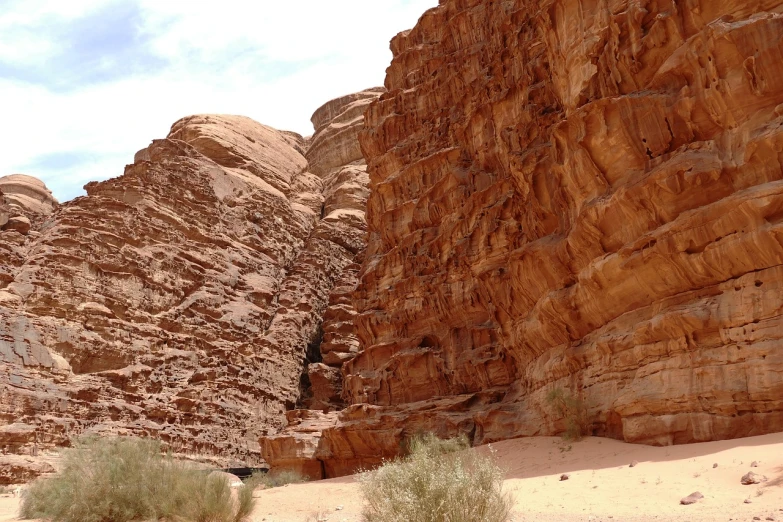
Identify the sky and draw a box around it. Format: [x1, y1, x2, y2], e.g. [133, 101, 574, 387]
[0, 0, 438, 202]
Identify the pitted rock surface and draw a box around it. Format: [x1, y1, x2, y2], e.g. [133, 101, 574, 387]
[5, 0, 783, 485]
[261, 0, 783, 478]
[0, 175, 58, 218]
[0, 103, 381, 483]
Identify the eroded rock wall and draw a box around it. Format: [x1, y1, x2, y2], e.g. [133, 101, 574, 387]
[358, 0, 783, 444]
[263, 0, 783, 477]
[258, 90, 384, 478]
[0, 108, 380, 483]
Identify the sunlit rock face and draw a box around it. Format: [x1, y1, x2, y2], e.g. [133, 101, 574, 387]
[0, 100, 383, 484]
[0, 175, 58, 218]
[261, 0, 783, 478]
[257, 90, 385, 477]
[355, 0, 783, 444]
[5, 0, 783, 485]
[0, 174, 57, 311]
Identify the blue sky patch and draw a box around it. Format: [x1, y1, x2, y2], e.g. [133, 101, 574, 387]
[1, 1, 168, 92]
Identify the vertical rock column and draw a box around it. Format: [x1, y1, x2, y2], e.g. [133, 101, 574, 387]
[262, 88, 385, 412]
[0, 175, 58, 289]
[258, 88, 384, 477]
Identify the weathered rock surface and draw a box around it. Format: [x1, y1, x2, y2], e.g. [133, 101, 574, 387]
[6, 0, 783, 486]
[263, 0, 783, 477]
[3, 216, 30, 235]
[0, 175, 56, 308]
[292, 89, 384, 413]
[0, 175, 58, 218]
[0, 455, 55, 485]
[0, 97, 380, 483]
[258, 90, 384, 473]
[741, 471, 768, 485]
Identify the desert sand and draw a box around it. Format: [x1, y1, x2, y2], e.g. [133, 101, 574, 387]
[1, 434, 780, 522]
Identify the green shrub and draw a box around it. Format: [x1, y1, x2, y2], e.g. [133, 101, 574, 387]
[401, 431, 470, 457]
[245, 469, 306, 490]
[358, 433, 511, 522]
[546, 387, 591, 441]
[19, 436, 254, 522]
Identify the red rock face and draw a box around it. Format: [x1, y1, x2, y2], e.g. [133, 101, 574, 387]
[0, 95, 382, 483]
[357, 0, 783, 443]
[0, 175, 57, 308]
[5, 0, 783, 484]
[257, 90, 385, 478]
[263, 0, 783, 477]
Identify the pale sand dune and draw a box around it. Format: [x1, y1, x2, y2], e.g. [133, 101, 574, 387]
[2, 434, 781, 522]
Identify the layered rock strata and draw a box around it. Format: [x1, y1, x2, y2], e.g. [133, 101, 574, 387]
[258, 90, 385, 478]
[0, 175, 58, 304]
[262, 0, 783, 477]
[0, 175, 58, 219]
[0, 93, 380, 483]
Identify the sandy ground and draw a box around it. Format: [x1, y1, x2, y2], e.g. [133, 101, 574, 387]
[1, 433, 781, 522]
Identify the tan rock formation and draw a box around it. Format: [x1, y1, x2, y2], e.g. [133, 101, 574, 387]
[259, 90, 384, 472]
[0, 174, 58, 218]
[0, 102, 380, 483]
[0, 175, 55, 312]
[6, 0, 783, 485]
[291, 89, 384, 412]
[262, 0, 783, 477]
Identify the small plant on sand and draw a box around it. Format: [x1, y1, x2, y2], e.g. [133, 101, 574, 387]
[305, 510, 329, 522]
[358, 433, 511, 522]
[545, 387, 591, 441]
[20, 436, 254, 522]
[245, 469, 307, 489]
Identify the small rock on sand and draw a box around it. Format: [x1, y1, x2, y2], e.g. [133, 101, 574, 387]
[751, 461, 759, 467]
[713, 463, 718, 468]
[741, 472, 768, 485]
[560, 474, 570, 481]
[630, 460, 639, 468]
[680, 492, 704, 505]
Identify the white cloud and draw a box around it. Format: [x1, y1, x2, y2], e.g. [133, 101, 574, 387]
[0, 0, 438, 201]
[0, 0, 112, 63]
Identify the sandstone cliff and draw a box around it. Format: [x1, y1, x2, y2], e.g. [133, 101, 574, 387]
[5, 0, 783, 486]
[261, 0, 783, 477]
[0, 91, 382, 483]
[259, 89, 385, 478]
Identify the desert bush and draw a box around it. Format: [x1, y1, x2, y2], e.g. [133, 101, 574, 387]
[19, 436, 254, 522]
[245, 469, 306, 489]
[546, 387, 591, 441]
[359, 433, 511, 522]
[401, 431, 470, 457]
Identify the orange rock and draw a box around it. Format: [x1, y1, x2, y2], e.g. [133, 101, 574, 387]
[265, 0, 783, 477]
[5, 0, 783, 485]
[0, 174, 58, 217]
[0, 95, 384, 482]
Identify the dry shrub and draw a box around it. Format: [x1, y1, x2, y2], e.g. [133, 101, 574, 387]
[546, 387, 591, 441]
[359, 433, 511, 522]
[20, 437, 254, 522]
[245, 469, 306, 490]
